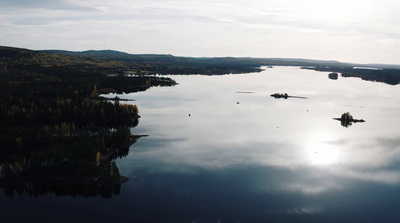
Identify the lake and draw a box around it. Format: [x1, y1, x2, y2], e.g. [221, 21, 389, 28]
[2, 66, 400, 222]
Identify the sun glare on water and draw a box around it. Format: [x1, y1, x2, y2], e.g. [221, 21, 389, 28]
[307, 134, 340, 166]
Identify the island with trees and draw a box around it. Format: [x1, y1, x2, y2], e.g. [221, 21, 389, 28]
[334, 112, 365, 128]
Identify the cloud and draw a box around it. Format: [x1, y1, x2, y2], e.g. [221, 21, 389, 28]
[0, 0, 95, 11]
[1, 0, 400, 63]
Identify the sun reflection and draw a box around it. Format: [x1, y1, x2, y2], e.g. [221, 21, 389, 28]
[307, 135, 340, 165]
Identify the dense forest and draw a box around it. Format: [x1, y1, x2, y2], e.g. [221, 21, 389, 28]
[0, 46, 176, 198]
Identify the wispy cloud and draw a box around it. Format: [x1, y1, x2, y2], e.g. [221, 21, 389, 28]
[0, 0, 96, 10]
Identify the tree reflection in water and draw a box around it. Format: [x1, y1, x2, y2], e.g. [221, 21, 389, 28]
[0, 108, 143, 199]
[0, 125, 142, 198]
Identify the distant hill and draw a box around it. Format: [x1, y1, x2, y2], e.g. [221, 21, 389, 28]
[2, 45, 400, 75]
[40, 48, 354, 68]
[43, 49, 131, 57]
[39, 48, 400, 69]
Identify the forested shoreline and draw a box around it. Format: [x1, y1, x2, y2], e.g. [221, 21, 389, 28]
[301, 66, 400, 85]
[0, 46, 176, 198]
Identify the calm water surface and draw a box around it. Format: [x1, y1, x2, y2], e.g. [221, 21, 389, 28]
[2, 66, 400, 222]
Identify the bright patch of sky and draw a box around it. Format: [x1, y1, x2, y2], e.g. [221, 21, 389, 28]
[1, 0, 400, 64]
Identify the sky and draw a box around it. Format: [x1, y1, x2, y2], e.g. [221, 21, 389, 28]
[1, 0, 400, 64]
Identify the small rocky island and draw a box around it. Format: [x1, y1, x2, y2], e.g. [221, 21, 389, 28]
[270, 93, 308, 99]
